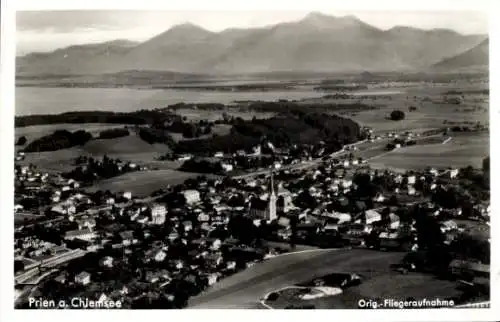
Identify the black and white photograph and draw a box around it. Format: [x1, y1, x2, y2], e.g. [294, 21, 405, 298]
[1, 0, 497, 320]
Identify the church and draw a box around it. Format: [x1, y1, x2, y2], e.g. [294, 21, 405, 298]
[248, 169, 293, 222]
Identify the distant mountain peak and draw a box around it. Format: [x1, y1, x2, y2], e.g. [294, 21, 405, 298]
[302, 12, 359, 23]
[168, 22, 211, 33]
[303, 11, 333, 20]
[388, 25, 421, 32]
[300, 12, 376, 31]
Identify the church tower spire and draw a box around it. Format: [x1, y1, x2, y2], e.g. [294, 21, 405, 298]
[268, 167, 277, 221]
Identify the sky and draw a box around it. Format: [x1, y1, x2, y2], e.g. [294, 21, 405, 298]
[16, 10, 489, 55]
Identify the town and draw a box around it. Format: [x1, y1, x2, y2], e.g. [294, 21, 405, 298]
[14, 124, 490, 309]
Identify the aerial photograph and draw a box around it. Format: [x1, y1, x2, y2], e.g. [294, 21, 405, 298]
[13, 9, 490, 310]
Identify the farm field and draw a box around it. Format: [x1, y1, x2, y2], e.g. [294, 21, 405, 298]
[85, 169, 202, 197]
[370, 133, 488, 171]
[312, 84, 489, 134]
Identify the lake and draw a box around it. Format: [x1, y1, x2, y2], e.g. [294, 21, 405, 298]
[15, 87, 325, 116]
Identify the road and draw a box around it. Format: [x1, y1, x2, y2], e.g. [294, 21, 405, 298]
[188, 248, 405, 309]
[232, 140, 370, 180]
[232, 132, 444, 180]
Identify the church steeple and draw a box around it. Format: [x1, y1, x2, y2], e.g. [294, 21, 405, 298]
[270, 167, 275, 195]
[268, 167, 277, 221]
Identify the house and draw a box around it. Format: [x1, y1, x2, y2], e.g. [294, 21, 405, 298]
[119, 230, 134, 246]
[198, 213, 210, 222]
[341, 180, 353, 189]
[449, 169, 459, 179]
[153, 250, 167, 262]
[76, 218, 96, 231]
[214, 151, 224, 158]
[169, 259, 184, 270]
[136, 215, 149, 224]
[407, 175, 416, 185]
[123, 192, 132, 200]
[64, 228, 97, 242]
[100, 256, 114, 268]
[182, 220, 193, 231]
[167, 230, 179, 241]
[278, 216, 291, 227]
[364, 209, 382, 225]
[226, 261, 237, 270]
[388, 213, 400, 229]
[207, 238, 222, 251]
[221, 163, 233, 172]
[441, 220, 458, 233]
[373, 193, 385, 202]
[151, 204, 167, 225]
[183, 190, 201, 205]
[75, 271, 91, 285]
[408, 186, 416, 196]
[205, 273, 219, 286]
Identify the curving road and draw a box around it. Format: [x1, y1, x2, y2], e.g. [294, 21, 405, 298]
[188, 249, 405, 309]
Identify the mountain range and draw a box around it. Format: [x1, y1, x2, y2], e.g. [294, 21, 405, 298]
[16, 12, 488, 76]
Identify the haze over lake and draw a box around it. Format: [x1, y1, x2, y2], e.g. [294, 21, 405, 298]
[15, 87, 329, 116]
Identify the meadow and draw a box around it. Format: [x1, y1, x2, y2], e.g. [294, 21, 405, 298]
[370, 132, 489, 171]
[16, 133, 175, 172]
[85, 169, 202, 197]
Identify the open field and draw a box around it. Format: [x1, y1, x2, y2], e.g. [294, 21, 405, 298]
[17, 134, 177, 172]
[15, 123, 128, 142]
[189, 249, 464, 309]
[300, 84, 489, 134]
[265, 273, 461, 309]
[85, 169, 201, 196]
[370, 132, 488, 171]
